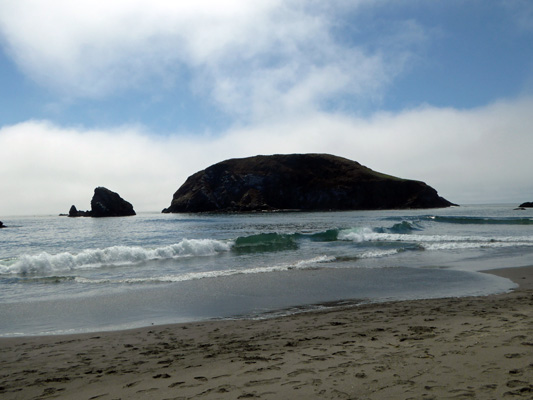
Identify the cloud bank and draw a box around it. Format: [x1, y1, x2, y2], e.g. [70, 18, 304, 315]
[0, 0, 420, 120]
[2, 97, 532, 216]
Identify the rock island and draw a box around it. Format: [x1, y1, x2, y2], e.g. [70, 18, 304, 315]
[162, 154, 455, 213]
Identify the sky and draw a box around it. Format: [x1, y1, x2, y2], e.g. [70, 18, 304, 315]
[1, 0, 533, 216]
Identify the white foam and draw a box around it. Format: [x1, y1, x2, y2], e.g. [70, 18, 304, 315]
[337, 227, 375, 242]
[338, 227, 533, 251]
[358, 249, 400, 259]
[74, 255, 337, 285]
[0, 239, 233, 275]
[422, 241, 533, 251]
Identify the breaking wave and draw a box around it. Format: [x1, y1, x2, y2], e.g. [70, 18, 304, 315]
[0, 239, 232, 276]
[233, 233, 298, 254]
[3, 220, 533, 277]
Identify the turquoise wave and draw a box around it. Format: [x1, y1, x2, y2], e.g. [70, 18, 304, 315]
[232, 233, 299, 254]
[302, 229, 340, 242]
[232, 222, 423, 254]
[233, 229, 346, 254]
[374, 221, 422, 234]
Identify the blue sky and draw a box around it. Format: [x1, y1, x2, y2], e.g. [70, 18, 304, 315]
[1, 0, 533, 215]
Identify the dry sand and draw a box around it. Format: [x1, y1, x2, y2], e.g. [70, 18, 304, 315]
[1, 267, 533, 400]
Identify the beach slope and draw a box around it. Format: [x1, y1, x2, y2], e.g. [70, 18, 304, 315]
[1, 267, 532, 399]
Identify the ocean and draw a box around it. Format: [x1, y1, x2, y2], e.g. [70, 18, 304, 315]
[1, 204, 532, 337]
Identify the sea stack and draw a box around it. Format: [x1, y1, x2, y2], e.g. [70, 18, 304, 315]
[69, 187, 136, 217]
[162, 154, 455, 213]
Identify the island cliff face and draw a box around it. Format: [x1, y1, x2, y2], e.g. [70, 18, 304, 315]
[162, 154, 455, 213]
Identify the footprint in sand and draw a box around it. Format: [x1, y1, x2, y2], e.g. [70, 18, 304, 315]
[287, 368, 315, 377]
[136, 388, 159, 394]
[214, 384, 237, 393]
[504, 385, 533, 397]
[244, 378, 281, 387]
[237, 392, 260, 399]
[42, 388, 65, 396]
[507, 379, 530, 388]
[508, 368, 523, 376]
[329, 370, 346, 377]
[153, 373, 171, 379]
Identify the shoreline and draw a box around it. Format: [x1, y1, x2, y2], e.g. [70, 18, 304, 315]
[1, 266, 532, 399]
[482, 265, 533, 291]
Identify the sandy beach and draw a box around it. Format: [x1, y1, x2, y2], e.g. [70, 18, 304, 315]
[1, 267, 532, 400]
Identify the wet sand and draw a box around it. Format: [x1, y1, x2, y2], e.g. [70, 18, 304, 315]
[1, 266, 532, 399]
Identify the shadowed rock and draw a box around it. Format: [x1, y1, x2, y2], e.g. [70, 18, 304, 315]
[68, 205, 90, 217]
[519, 202, 533, 208]
[68, 187, 135, 217]
[90, 187, 136, 217]
[162, 154, 455, 213]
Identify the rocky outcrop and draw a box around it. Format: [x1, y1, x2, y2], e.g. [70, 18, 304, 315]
[69, 187, 136, 217]
[68, 205, 91, 217]
[162, 154, 456, 213]
[90, 187, 136, 217]
[0, 221, 5, 228]
[519, 202, 533, 208]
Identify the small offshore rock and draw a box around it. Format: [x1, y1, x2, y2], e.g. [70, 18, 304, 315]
[68, 187, 135, 217]
[69, 205, 79, 217]
[67, 204, 91, 217]
[91, 187, 136, 217]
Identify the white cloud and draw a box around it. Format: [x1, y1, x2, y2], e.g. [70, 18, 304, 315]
[0, 0, 420, 119]
[2, 97, 532, 216]
[0, 121, 179, 215]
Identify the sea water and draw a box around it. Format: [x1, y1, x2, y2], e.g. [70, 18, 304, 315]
[1, 204, 532, 336]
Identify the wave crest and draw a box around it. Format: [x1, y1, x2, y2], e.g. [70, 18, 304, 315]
[233, 233, 298, 254]
[0, 239, 232, 276]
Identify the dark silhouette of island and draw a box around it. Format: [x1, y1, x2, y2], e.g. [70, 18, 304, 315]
[0, 221, 5, 228]
[519, 202, 533, 208]
[162, 154, 455, 213]
[69, 187, 136, 217]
